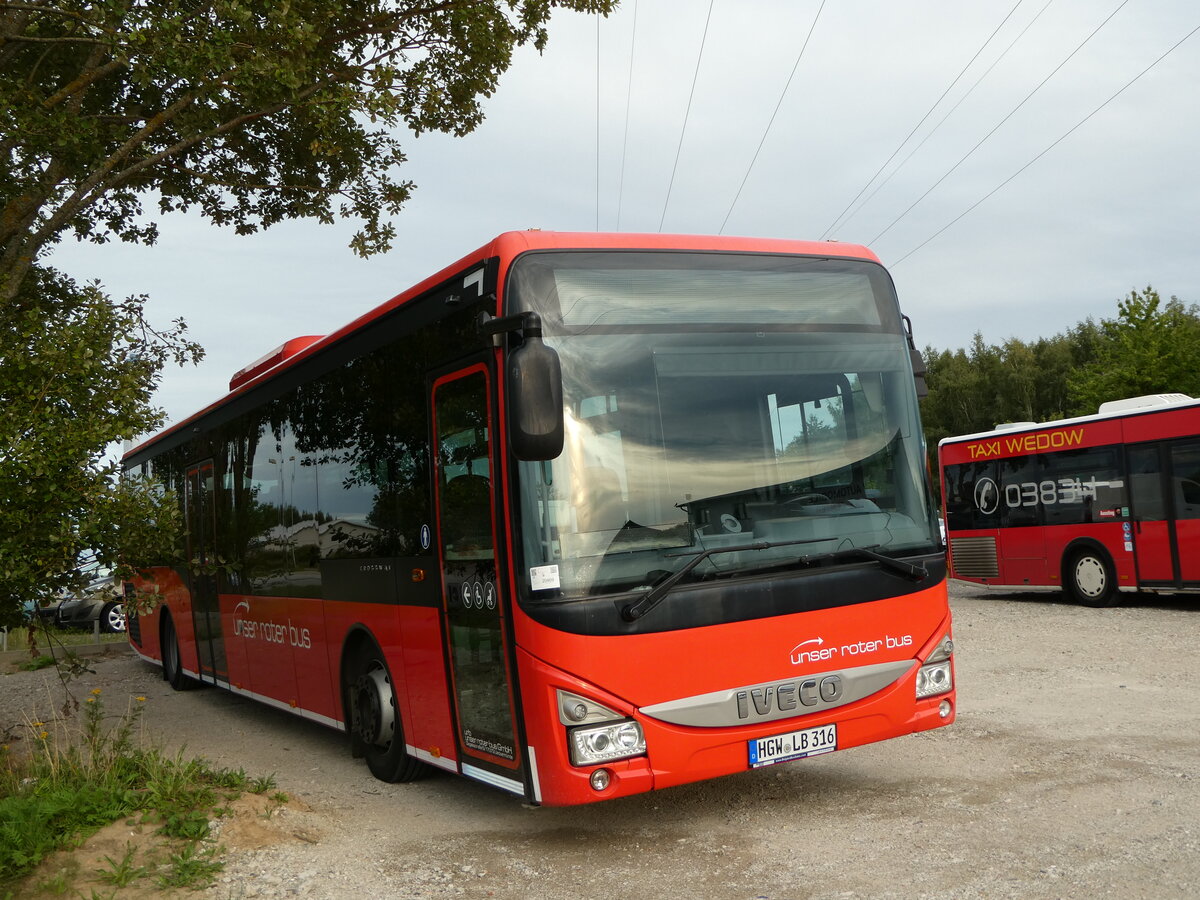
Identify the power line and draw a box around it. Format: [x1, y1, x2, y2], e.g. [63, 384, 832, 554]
[821, 0, 1028, 241]
[870, 0, 1132, 246]
[596, 17, 602, 232]
[831, 0, 1056, 239]
[616, 0, 639, 232]
[892, 21, 1200, 267]
[718, 0, 827, 235]
[659, 0, 716, 233]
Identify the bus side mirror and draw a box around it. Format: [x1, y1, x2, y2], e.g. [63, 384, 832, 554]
[508, 331, 565, 460]
[478, 311, 565, 461]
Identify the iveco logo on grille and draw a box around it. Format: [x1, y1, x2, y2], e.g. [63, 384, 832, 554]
[641, 660, 909, 728]
[735, 674, 844, 720]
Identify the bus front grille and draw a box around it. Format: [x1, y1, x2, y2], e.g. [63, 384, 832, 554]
[949, 536, 999, 578]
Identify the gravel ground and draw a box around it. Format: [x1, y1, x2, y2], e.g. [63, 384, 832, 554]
[4, 583, 1197, 899]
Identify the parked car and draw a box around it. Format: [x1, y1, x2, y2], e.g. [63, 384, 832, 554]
[40, 592, 126, 633]
[36, 565, 126, 633]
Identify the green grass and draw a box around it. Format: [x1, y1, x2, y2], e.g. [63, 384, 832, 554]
[2, 623, 128, 652]
[16, 655, 58, 672]
[0, 692, 277, 894]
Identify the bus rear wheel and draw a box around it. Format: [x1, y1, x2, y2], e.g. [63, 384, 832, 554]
[348, 647, 429, 783]
[161, 612, 193, 691]
[1065, 549, 1119, 608]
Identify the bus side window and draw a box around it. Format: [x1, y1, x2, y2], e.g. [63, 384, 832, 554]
[944, 461, 999, 531]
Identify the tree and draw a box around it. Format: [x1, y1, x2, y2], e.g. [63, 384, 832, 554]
[0, 266, 199, 627]
[0, 1, 614, 622]
[1068, 287, 1200, 414]
[1, 0, 616, 303]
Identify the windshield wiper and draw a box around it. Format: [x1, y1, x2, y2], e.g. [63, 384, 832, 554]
[621, 537, 833, 622]
[620, 541, 929, 622]
[810, 545, 929, 583]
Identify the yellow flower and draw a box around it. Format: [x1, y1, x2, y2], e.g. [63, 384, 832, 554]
[136, 696, 147, 702]
[90, 688, 102, 696]
[39, 731, 48, 740]
[86, 697, 96, 704]
[30, 720, 44, 727]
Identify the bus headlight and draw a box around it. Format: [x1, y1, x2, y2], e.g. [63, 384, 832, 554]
[568, 720, 646, 766]
[915, 660, 953, 698]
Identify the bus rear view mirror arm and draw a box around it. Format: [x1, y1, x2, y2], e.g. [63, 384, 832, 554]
[477, 311, 565, 461]
[902, 315, 928, 399]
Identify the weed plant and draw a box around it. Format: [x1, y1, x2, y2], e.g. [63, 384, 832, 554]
[0, 692, 277, 893]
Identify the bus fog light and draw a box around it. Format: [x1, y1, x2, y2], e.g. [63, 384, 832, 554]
[590, 768, 612, 791]
[916, 660, 953, 698]
[939, 699, 953, 718]
[568, 720, 646, 766]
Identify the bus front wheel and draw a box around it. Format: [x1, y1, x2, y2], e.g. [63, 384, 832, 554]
[1065, 549, 1119, 608]
[347, 647, 429, 783]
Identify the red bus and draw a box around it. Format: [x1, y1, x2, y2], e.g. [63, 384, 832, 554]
[939, 393, 1200, 606]
[124, 231, 954, 806]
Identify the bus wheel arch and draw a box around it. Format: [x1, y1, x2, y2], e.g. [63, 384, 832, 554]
[1062, 542, 1119, 608]
[340, 629, 429, 783]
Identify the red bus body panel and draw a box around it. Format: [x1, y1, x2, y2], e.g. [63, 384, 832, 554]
[513, 586, 953, 805]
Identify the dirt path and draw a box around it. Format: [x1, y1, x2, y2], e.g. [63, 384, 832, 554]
[5, 584, 1197, 898]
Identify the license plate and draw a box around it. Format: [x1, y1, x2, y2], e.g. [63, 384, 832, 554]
[748, 723, 837, 768]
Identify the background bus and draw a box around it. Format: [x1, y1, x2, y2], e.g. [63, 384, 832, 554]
[124, 231, 954, 806]
[939, 393, 1200, 606]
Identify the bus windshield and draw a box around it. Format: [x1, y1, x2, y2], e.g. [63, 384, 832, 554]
[509, 251, 938, 603]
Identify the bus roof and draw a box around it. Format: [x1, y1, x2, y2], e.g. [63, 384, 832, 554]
[124, 231, 880, 463]
[938, 393, 1200, 448]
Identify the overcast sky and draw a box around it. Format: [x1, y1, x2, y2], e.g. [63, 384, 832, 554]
[50, 0, 1200, 431]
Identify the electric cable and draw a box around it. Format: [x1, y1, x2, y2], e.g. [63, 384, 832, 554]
[616, 0, 640, 232]
[718, 0, 827, 235]
[870, 0, 1132, 246]
[832, 0, 1056, 238]
[821, 1, 1027, 241]
[891, 21, 1200, 267]
[596, 15, 601, 232]
[659, 0, 716, 233]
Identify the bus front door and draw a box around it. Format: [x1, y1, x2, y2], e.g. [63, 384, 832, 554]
[1129, 440, 1200, 586]
[184, 461, 227, 683]
[431, 366, 524, 793]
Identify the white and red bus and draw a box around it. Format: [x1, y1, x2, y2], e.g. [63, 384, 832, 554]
[124, 231, 954, 806]
[939, 394, 1200, 606]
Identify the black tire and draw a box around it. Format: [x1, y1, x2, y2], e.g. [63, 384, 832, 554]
[1065, 548, 1119, 608]
[100, 601, 126, 634]
[161, 612, 193, 690]
[347, 646, 429, 783]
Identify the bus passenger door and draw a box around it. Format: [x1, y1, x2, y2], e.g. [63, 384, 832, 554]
[1128, 440, 1200, 586]
[185, 461, 227, 683]
[431, 366, 524, 791]
[1169, 442, 1200, 583]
